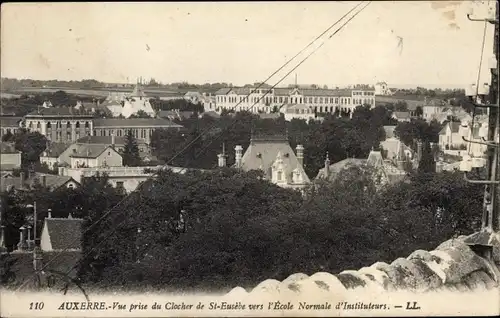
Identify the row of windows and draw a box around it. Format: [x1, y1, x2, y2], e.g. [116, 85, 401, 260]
[217, 95, 357, 105]
[93, 128, 153, 139]
[46, 131, 90, 142]
[27, 121, 91, 129]
[353, 91, 375, 96]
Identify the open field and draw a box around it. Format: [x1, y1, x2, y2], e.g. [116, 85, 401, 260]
[2, 87, 187, 98]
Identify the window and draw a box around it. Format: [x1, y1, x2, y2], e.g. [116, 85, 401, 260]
[76, 122, 80, 128]
[277, 171, 283, 181]
[116, 181, 124, 189]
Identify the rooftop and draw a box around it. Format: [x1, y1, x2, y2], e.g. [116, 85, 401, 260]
[42, 142, 71, 158]
[0, 116, 22, 127]
[93, 118, 183, 128]
[69, 144, 116, 159]
[43, 217, 85, 251]
[25, 107, 94, 118]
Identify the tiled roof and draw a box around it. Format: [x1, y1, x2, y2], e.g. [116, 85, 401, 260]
[29, 173, 79, 190]
[393, 111, 411, 119]
[76, 135, 128, 145]
[439, 122, 461, 135]
[69, 144, 114, 159]
[226, 233, 500, 298]
[93, 118, 183, 128]
[0, 116, 22, 127]
[43, 217, 85, 251]
[383, 126, 397, 139]
[26, 107, 94, 117]
[42, 142, 71, 158]
[316, 158, 366, 180]
[239, 137, 310, 183]
[0, 142, 18, 154]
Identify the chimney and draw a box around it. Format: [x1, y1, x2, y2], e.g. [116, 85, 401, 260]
[218, 144, 227, 167]
[324, 152, 331, 178]
[17, 226, 28, 251]
[20, 171, 25, 188]
[41, 175, 47, 188]
[235, 145, 243, 168]
[47, 209, 52, 219]
[111, 135, 116, 149]
[296, 144, 304, 166]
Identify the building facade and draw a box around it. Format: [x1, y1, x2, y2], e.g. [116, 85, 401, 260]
[68, 144, 123, 168]
[24, 108, 94, 143]
[0, 116, 23, 138]
[228, 134, 310, 191]
[214, 87, 376, 115]
[92, 118, 183, 144]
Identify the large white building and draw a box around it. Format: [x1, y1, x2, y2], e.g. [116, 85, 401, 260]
[99, 82, 156, 118]
[214, 86, 376, 116]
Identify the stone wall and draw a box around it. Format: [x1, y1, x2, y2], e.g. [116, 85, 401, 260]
[226, 233, 500, 298]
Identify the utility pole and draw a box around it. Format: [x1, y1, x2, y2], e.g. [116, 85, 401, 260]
[463, 1, 500, 264]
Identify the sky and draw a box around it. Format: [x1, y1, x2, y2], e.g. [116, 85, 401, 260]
[0, 1, 496, 88]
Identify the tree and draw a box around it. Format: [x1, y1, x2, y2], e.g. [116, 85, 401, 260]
[12, 129, 48, 170]
[418, 141, 436, 174]
[122, 130, 141, 166]
[1, 131, 14, 142]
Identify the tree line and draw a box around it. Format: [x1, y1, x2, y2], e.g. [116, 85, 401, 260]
[1, 164, 483, 292]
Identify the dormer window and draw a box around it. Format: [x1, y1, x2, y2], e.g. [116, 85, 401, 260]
[256, 153, 262, 158]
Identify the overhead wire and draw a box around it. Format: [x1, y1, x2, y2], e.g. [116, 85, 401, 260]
[15, 1, 370, 291]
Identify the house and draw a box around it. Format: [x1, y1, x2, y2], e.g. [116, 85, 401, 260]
[40, 215, 85, 252]
[75, 135, 151, 160]
[229, 134, 310, 190]
[0, 142, 21, 171]
[438, 121, 469, 152]
[280, 104, 318, 122]
[184, 91, 204, 104]
[69, 144, 123, 168]
[0, 116, 23, 137]
[391, 111, 411, 122]
[374, 82, 392, 96]
[28, 173, 80, 191]
[39, 142, 72, 170]
[315, 149, 409, 187]
[0, 172, 79, 193]
[157, 110, 195, 121]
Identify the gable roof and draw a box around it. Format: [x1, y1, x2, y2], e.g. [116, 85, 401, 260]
[393, 111, 411, 119]
[239, 136, 310, 183]
[0, 116, 22, 128]
[42, 142, 71, 158]
[439, 122, 461, 135]
[76, 135, 127, 145]
[69, 144, 117, 159]
[43, 217, 85, 251]
[316, 158, 366, 180]
[29, 173, 80, 190]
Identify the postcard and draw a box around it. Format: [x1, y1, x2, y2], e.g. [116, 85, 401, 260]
[1, 1, 499, 317]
